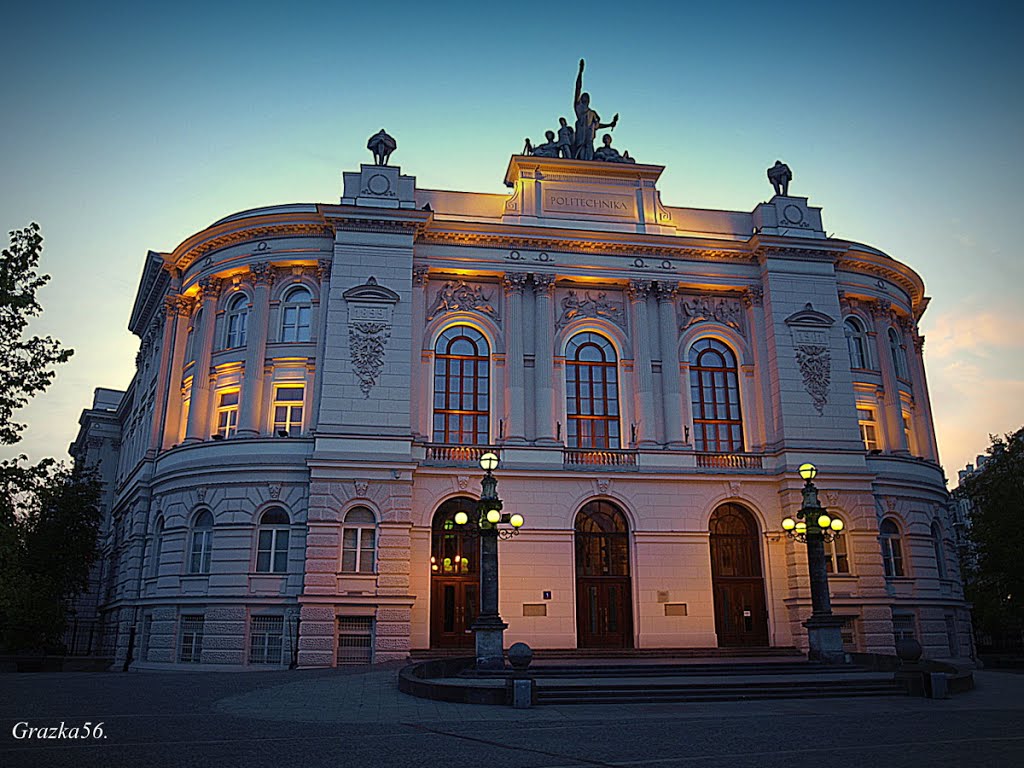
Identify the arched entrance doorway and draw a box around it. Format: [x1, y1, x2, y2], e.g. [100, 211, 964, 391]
[709, 503, 769, 647]
[430, 498, 480, 648]
[575, 500, 633, 648]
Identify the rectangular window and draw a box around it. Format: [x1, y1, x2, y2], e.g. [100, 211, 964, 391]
[337, 616, 374, 665]
[272, 386, 305, 436]
[216, 390, 239, 438]
[903, 412, 915, 454]
[256, 529, 290, 573]
[179, 615, 204, 663]
[824, 534, 850, 574]
[282, 305, 312, 343]
[857, 408, 879, 451]
[342, 528, 376, 573]
[249, 616, 285, 664]
[190, 530, 212, 573]
[892, 612, 916, 643]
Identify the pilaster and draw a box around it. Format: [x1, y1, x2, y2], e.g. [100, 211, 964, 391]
[183, 278, 221, 443]
[627, 279, 656, 447]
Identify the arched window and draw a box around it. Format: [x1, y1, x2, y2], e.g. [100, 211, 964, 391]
[342, 507, 376, 574]
[844, 317, 869, 369]
[565, 332, 620, 449]
[931, 520, 947, 579]
[689, 338, 744, 453]
[189, 510, 214, 574]
[431, 498, 479, 575]
[575, 501, 630, 577]
[152, 517, 165, 577]
[880, 518, 904, 577]
[281, 286, 313, 342]
[225, 293, 249, 349]
[888, 327, 908, 379]
[824, 518, 850, 574]
[255, 507, 290, 573]
[432, 326, 490, 445]
[185, 308, 202, 365]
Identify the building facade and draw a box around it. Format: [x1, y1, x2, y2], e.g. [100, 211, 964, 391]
[71, 145, 970, 669]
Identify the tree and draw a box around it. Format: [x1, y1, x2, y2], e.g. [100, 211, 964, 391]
[0, 223, 100, 653]
[959, 427, 1024, 649]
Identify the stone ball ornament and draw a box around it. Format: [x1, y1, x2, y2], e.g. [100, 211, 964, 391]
[508, 642, 534, 670]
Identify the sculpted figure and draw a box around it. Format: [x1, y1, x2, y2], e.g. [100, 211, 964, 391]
[367, 129, 397, 166]
[593, 133, 635, 163]
[573, 59, 618, 160]
[767, 160, 793, 196]
[530, 130, 561, 158]
[556, 117, 575, 159]
[523, 137, 534, 155]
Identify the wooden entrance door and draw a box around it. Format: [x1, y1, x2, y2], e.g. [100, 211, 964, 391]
[430, 578, 478, 648]
[575, 500, 633, 649]
[577, 578, 632, 648]
[710, 503, 769, 647]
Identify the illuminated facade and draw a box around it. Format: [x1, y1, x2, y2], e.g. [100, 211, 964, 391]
[71, 151, 971, 669]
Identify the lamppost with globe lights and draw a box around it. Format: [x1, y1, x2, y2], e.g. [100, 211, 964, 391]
[454, 452, 524, 670]
[781, 463, 848, 664]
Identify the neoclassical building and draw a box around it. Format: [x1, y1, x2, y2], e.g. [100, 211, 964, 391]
[70, 139, 970, 669]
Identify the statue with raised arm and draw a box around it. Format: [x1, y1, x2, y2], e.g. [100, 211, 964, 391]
[572, 59, 618, 161]
[767, 160, 793, 196]
[367, 129, 397, 166]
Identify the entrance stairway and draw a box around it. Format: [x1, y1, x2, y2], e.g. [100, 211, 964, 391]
[408, 646, 804, 661]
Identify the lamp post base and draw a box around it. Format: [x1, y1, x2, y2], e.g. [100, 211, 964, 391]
[804, 614, 847, 664]
[472, 619, 508, 671]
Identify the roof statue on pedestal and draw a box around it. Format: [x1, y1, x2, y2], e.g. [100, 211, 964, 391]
[368, 129, 397, 166]
[767, 160, 792, 196]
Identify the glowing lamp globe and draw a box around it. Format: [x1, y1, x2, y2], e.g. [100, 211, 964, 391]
[817, 514, 832, 529]
[795, 521, 807, 533]
[510, 513, 524, 528]
[830, 518, 845, 532]
[480, 452, 499, 471]
[486, 509, 501, 524]
[454, 511, 469, 526]
[781, 517, 796, 531]
[798, 463, 818, 481]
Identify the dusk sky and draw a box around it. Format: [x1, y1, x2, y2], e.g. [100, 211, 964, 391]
[1, 1, 1021, 485]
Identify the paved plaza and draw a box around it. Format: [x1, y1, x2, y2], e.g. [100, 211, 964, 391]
[2, 665, 1023, 768]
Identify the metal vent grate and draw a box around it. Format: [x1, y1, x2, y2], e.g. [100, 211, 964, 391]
[249, 616, 285, 664]
[337, 616, 374, 665]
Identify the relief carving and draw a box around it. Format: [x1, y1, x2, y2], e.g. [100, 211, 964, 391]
[426, 280, 499, 321]
[679, 295, 745, 336]
[555, 290, 625, 329]
[784, 303, 835, 416]
[349, 321, 391, 397]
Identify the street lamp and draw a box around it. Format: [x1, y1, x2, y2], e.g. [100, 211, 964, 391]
[454, 452, 525, 670]
[780, 463, 847, 664]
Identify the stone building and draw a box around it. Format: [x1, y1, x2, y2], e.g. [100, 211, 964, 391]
[71, 141, 970, 669]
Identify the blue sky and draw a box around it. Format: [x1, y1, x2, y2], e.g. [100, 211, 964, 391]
[1, 1, 1021, 481]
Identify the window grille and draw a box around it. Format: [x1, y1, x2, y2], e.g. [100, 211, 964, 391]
[337, 616, 374, 665]
[892, 612, 916, 643]
[249, 616, 285, 664]
[179, 615, 205, 663]
[839, 616, 858, 651]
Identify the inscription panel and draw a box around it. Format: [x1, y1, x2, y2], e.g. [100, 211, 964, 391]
[543, 191, 637, 219]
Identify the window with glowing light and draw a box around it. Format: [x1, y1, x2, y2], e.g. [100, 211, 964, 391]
[565, 332, 620, 449]
[575, 501, 630, 577]
[341, 507, 376, 574]
[824, 520, 850, 575]
[432, 326, 490, 445]
[215, 390, 239, 438]
[272, 386, 304, 435]
[430, 498, 478, 576]
[255, 507, 290, 573]
[281, 286, 313, 342]
[689, 338, 744, 453]
[903, 411, 915, 454]
[880, 518, 905, 577]
[225, 293, 249, 349]
[857, 407, 879, 451]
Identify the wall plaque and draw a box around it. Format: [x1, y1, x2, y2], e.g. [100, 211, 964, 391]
[543, 191, 636, 219]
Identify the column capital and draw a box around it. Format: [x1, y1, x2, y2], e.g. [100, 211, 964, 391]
[742, 286, 764, 308]
[413, 265, 430, 286]
[316, 258, 332, 282]
[532, 273, 557, 294]
[868, 299, 892, 320]
[249, 261, 276, 287]
[163, 294, 194, 318]
[503, 271, 529, 295]
[913, 334, 925, 352]
[626, 279, 653, 302]
[197, 277, 222, 302]
[654, 281, 678, 302]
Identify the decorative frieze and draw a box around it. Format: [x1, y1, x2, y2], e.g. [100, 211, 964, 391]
[426, 280, 499, 322]
[678, 295, 745, 337]
[555, 289, 625, 329]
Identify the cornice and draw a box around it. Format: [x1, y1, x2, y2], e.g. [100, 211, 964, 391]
[835, 253, 925, 314]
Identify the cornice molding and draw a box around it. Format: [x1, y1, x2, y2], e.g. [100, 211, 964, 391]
[172, 222, 333, 274]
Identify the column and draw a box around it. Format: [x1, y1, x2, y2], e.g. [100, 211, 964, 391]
[627, 280, 656, 447]
[410, 266, 429, 441]
[868, 300, 908, 453]
[655, 281, 684, 448]
[743, 286, 771, 451]
[503, 272, 529, 443]
[532, 274, 557, 444]
[237, 263, 275, 438]
[909, 330, 940, 461]
[309, 258, 332, 431]
[153, 292, 192, 453]
[183, 278, 221, 443]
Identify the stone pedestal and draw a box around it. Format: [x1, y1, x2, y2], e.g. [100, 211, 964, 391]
[472, 618, 508, 671]
[804, 614, 846, 664]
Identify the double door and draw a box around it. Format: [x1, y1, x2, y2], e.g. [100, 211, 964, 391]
[713, 579, 769, 647]
[577, 577, 633, 648]
[430, 578, 478, 648]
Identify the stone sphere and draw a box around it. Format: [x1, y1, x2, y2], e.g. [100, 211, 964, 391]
[508, 642, 533, 670]
[895, 638, 923, 663]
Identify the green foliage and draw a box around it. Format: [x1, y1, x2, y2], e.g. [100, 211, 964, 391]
[960, 427, 1024, 644]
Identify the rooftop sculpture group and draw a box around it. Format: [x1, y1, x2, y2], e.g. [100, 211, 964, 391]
[523, 59, 636, 164]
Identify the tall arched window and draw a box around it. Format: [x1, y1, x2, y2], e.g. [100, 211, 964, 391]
[565, 332, 620, 449]
[255, 507, 290, 573]
[880, 518, 905, 577]
[431, 498, 479, 576]
[225, 293, 249, 349]
[888, 327, 908, 379]
[342, 507, 377, 574]
[824, 517, 850, 574]
[844, 317, 869, 369]
[931, 520, 947, 579]
[189, 510, 214, 574]
[575, 501, 630, 577]
[151, 517, 165, 577]
[281, 286, 313, 342]
[432, 326, 490, 445]
[689, 338, 744, 452]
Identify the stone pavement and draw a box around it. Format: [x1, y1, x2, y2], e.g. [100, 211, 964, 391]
[2, 664, 1024, 767]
